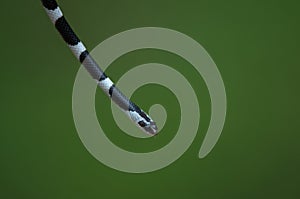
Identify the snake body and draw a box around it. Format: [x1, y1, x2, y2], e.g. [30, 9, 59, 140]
[41, 0, 158, 135]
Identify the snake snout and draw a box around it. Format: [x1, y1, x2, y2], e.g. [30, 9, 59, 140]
[145, 121, 158, 136]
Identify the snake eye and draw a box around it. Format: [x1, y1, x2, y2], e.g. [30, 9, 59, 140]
[138, 121, 147, 127]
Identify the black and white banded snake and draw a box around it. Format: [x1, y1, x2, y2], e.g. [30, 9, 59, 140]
[41, 0, 158, 135]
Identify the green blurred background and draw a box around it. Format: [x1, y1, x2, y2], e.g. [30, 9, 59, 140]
[1, 0, 299, 198]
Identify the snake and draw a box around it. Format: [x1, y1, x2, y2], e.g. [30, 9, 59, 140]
[41, 0, 158, 135]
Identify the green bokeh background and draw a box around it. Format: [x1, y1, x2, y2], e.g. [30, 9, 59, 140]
[1, 0, 299, 198]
